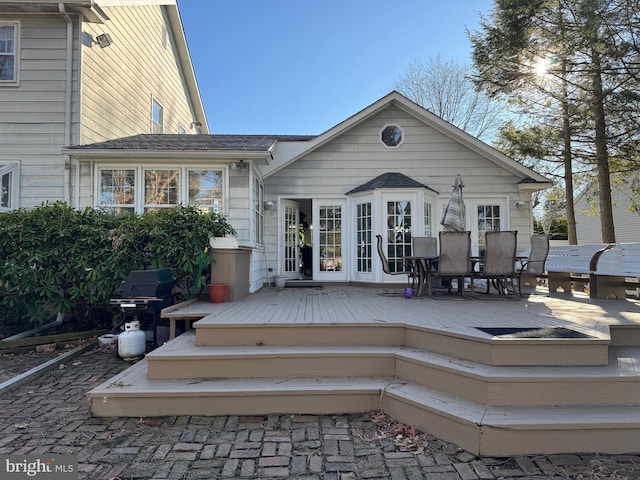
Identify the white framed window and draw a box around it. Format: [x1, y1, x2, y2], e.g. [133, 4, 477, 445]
[0, 22, 19, 84]
[151, 96, 163, 133]
[97, 165, 226, 214]
[144, 168, 179, 210]
[423, 202, 432, 236]
[0, 162, 19, 210]
[252, 176, 264, 245]
[380, 124, 404, 148]
[188, 168, 223, 213]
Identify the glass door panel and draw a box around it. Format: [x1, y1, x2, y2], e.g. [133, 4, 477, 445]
[283, 200, 300, 279]
[313, 200, 346, 281]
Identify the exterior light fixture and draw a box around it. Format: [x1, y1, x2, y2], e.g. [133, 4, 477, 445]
[95, 33, 113, 48]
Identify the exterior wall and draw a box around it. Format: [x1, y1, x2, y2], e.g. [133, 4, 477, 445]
[575, 182, 640, 244]
[0, 13, 78, 208]
[1, 5, 202, 210]
[262, 105, 533, 282]
[80, 5, 197, 143]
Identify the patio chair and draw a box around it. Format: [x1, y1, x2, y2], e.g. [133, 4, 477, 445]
[426, 231, 472, 296]
[471, 230, 518, 296]
[516, 233, 550, 296]
[411, 236, 438, 295]
[376, 234, 419, 289]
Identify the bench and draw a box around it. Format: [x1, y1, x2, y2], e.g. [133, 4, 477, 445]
[545, 243, 640, 299]
[592, 243, 640, 298]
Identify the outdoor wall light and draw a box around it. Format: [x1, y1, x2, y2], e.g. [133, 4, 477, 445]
[95, 33, 113, 48]
[231, 160, 248, 170]
[264, 201, 275, 210]
[514, 200, 527, 210]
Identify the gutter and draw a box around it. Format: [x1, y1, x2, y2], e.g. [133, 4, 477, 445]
[59, 3, 74, 205]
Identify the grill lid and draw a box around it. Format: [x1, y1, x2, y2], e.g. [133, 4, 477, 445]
[117, 268, 175, 299]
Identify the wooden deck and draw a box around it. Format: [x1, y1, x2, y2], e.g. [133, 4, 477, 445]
[90, 285, 640, 456]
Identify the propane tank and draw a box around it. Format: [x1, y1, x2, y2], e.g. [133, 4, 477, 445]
[118, 320, 146, 361]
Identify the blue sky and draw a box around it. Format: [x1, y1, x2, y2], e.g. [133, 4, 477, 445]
[178, 1, 494, 135]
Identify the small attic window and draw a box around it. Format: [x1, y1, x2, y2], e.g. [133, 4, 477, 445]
[381, 125, 403, 148]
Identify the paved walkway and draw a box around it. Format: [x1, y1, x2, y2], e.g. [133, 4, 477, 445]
[1, 346, 639, 479]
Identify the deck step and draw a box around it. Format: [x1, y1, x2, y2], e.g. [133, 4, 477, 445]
[193, 321, 611, 366]
[145, 332, 640, 407]
[89, 362, 640, 456]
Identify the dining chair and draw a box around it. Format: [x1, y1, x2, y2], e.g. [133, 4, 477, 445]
[516, 233, 550, 296]
[471, 230, 518, 295]
[426, 231, 471, 296]
[375, 234, 419, 289]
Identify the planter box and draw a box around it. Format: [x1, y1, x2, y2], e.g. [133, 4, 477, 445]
[209, 236, 239, 249]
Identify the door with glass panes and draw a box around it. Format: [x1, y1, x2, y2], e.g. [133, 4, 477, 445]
[313, 200, 346, 281]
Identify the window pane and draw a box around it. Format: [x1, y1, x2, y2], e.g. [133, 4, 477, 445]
[0, 25, 16, 81]
[99, 169, 135, 209]
[151, 99, 163, 133]
[188, 169, 223, 212]
[145, 169, 178, 207]
[386, 200, 412, 273]
[1, 171, 10, 207]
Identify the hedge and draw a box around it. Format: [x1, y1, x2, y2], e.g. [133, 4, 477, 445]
[0, 203, 235, 327]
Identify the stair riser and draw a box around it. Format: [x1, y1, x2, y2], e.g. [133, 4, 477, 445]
[196, 324, 609, 366]
[147, 352, 640, 407]
[195, 325, 405, 347]
[406, 327, 609, 366]
[91, 392, 381, 418]
[147, 356, 395, 380]
[397, 357, 640, 407]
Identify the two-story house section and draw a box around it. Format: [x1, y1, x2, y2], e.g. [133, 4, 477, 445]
[0, 0, 208, 211]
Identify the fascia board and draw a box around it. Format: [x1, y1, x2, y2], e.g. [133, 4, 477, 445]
[65, 149, 270, 161]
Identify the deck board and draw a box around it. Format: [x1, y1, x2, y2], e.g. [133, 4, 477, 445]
[166, 286, 640, 341]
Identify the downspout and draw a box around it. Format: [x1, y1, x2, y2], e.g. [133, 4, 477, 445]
[59, 3, 73, 205]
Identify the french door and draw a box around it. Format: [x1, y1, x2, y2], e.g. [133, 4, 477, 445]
[313, 199, 347, 281]
[282, 200, 300, 280]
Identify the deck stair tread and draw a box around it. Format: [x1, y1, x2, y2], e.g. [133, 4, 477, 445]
[148, 331, 640, 380]
[90, 360, 640, 426]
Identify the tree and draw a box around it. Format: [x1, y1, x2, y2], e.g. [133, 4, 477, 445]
[470, 0, 640, 244]
[393, 55, 504, 142]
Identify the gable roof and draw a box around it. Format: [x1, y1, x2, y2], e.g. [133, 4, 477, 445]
[347, 173, 438, 195]
[264, 91, 552, 190]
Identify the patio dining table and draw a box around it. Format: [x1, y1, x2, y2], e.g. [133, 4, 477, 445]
[404, 256, 439, 297]
[404, 254, 528, 297]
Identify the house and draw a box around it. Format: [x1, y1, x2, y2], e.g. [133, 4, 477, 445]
[574, 174, 640, 244]
[66, 92, 552, 292]
[0, 0, 207, 211]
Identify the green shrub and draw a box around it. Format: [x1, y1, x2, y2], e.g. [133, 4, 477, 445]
[0, 203, 235, 328]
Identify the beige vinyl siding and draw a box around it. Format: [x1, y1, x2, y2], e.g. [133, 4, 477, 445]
[80, 5, 195, 143]
[266, 106, 526, 203]
[575, 182, 640, 244]
[263, 105, 534, 279]
[0, 14, 75, 207]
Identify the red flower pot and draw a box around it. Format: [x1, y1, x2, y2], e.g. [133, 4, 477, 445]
[208, 283, 228, 303]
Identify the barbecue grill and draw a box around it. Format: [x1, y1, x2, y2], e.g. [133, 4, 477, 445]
[110, 268, 175, 347]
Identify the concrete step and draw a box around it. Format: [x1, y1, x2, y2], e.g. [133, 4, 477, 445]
[89, 361, 640, 456]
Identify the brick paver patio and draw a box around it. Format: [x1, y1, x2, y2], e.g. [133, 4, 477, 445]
[1, 346, 639, 479]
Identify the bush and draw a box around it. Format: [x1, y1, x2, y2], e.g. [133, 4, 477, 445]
[0, 203, 235, 328]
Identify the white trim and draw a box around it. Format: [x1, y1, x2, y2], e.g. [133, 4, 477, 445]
[94, 163, 229, 214]
[0, 21, 20, 85]
[151, 95, 164, 134]
[0, 161, 19, 211]
[380, 124, 405, 148]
